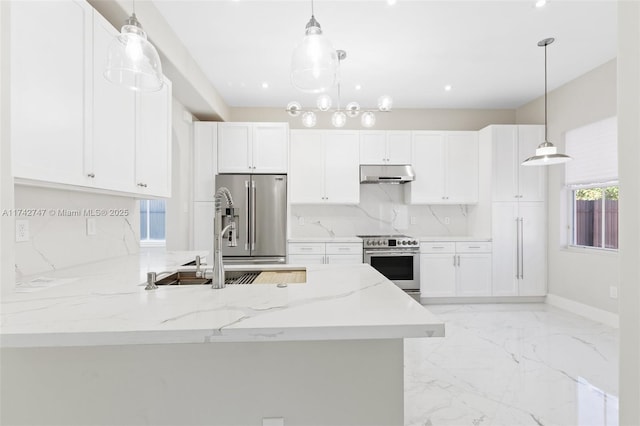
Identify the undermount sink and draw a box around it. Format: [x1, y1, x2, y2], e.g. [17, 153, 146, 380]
[152, 267, 307, 286]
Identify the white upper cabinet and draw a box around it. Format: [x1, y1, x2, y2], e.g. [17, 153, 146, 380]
[217, 122, 288, 173]
[290, 130, 360, 205]
[89, 11, 136, 193]
[193, 122, 218, 202]
[360, 131, 412, 165]
[10, 0, 92, 185]
[488, 125, 546, 202]
[406, 131, 479, 204]
[10, 1, 172, 198]
[134, 77, 172, 198]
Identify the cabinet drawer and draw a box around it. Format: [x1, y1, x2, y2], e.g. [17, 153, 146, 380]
[325, 243, 362, 255]
[455, 242, 492, 253]
[288, 243, 325, 255]
[420, 242, 456, 253]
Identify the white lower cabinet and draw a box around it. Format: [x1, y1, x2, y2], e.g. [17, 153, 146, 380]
[420, 241, 492, 298]
[288, 242, 362, 265]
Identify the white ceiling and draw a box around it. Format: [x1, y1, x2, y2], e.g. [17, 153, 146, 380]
[153, 0, 617, 111]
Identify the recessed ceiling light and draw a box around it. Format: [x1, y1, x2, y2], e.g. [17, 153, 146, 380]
[261, 82, 269, 89]
[535, 0, 547, 8]
[387, 0, 397, 5]
[444, 85, 452, 91]
[355, 84, 362, 90]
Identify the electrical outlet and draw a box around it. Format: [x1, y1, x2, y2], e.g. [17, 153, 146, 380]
[444, 217, 451, 225]
[609, 286, 618, 299]
[86, 218, 97, 236]
[410, 216, 417, 225]
[15, 220, 29, 242]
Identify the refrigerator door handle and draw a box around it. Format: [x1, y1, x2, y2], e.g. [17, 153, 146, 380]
[244, 180, 250, 251]
[251, 180, 257, 251]
[519, 217, 524, 279]
[515, 217, 520, 279]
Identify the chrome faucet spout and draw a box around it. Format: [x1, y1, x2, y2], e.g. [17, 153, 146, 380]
[212, 187, 236, 289]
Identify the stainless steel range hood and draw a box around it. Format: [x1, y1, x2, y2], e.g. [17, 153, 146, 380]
[360, 164, 415, 184]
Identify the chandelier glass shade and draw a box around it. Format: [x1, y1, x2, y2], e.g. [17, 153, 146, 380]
[104, 12, 163, 92]
[290, 4, 339, 93]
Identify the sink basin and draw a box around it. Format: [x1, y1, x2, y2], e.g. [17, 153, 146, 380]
[152, 267, 307, 286]
[155, 271, 210, 286]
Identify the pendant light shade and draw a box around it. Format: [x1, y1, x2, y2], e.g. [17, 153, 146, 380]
[104, 13, 163, 92]
[522, 38, 571, 166]
[290, 3, 338, 93]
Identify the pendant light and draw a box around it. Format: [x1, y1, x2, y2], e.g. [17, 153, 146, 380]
[290, 0, 339, 93]
[522, 38, 572, 166]
[104, 2, 163, 92]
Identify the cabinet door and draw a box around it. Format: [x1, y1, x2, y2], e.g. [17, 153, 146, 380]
[324, 131, 360, 204]
[290, 131, 325, 203]
[359, 131, 387, 163]
[386, 131, 412, 164]
[90, 11, 135, 193]
[446, 131, 478, 203]
[193, 202, 214, 255]
[193, 123, 217, 201]
[11, 0, 92, 185]
[491, 202, 519, 296]
[420, 254, 456, 297]
[252, 123, 288, 173]
[288, 254, 326, 265]
[407, 132, 445, 203]
[491, 126, 519, 202]
[518, 202, 547, 296]
[517, 126, 546, 202]
[218, 123, 252, 173]
[326, 255, 362, 264]
[456, 253, 492, 296]
[135, 78, 172, 197]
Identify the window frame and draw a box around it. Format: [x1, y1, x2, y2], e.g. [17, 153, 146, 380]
[567, 182, 619, 252]
[139, 199, 166, 248]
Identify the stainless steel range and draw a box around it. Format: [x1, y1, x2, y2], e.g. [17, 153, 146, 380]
[359, 235, 420, 300]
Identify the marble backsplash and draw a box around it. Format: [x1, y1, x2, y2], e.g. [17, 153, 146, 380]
[13, 186, 139, 280]
[290, 184, 474, 238]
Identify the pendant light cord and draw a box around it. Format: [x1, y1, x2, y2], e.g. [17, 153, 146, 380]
[544, 42, 548, 143]
[311, 0, 315, 17]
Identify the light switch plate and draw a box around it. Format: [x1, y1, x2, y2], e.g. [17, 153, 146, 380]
[609, 286, 618, 299]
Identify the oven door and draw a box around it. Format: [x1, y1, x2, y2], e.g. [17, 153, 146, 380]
[363, 250, 420, 291]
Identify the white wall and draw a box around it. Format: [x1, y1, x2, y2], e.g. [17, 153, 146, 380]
[0, 1, 15, 297]
[516, 60, 619, 315]
[231, 107, 515, 130]
[165, 98, 193, 251]
[617, 2, 640, 423]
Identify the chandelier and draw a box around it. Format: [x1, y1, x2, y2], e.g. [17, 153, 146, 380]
[286, 50, 392, 128]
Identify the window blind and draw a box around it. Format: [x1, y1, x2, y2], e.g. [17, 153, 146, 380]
[565, 116, 618, 186]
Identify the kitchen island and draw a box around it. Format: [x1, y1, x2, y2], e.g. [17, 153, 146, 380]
[1, 250, 444, 426]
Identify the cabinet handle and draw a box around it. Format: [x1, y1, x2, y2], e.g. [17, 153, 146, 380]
[432, 246, 445, 249]
[87, 173, 95, 178]
[453, 255, 456, 267]
[468, 246, 481, 249]
[137, 183, 148, 188]
[300, 247, 313, 251]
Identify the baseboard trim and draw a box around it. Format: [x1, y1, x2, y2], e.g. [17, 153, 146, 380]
[545, 293, 619, 328]
[421, 296, 546, 305]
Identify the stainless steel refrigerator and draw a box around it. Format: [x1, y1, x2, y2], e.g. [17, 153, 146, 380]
[215, 174, 287, 264]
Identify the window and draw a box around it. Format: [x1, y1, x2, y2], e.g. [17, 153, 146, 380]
[140, 200, 166, 246]
[565, 117, 618, 250]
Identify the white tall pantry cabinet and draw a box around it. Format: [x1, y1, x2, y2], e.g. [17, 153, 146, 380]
[481, 125, 547, 297]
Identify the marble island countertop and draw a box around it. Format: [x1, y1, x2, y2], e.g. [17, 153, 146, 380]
[1, 250, 444, 348]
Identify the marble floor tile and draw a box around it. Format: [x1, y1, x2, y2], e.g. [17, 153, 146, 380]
[405, 303, 618, 426]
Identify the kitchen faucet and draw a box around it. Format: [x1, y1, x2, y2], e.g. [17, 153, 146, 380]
[210, 187, 237, 289]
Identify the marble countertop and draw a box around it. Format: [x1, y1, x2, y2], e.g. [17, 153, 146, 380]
[1, 250, 444, 348]
[418, 236, 492, 242]
[288, 237, 363, 243]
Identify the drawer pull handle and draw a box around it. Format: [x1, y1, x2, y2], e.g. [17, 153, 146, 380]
[468, 246, 481, 249]
[432, 246, 445, 249]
